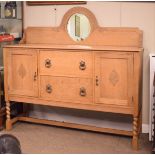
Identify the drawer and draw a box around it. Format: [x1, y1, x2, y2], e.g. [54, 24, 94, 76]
[40, 76, 93, 104]
[39, 51, 92, 77]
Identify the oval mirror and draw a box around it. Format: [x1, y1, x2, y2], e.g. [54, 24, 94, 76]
[67, 13, 91, 41]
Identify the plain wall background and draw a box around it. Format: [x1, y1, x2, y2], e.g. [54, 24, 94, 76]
[23, 1, 155, 126]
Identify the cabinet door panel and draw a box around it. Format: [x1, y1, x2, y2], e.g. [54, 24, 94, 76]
[8, 49, 38, 97]
[40, 76, 93, 104]
[95, 52, 133, 107]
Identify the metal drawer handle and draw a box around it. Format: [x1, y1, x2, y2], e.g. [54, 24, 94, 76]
[80, 87, 86, 97]
[45, 59, 52, 68]
[79, 60, 86, 70]
[34, 72, 37, 81]
[46, 84, 52, 93]
[96, 76, 99, 86]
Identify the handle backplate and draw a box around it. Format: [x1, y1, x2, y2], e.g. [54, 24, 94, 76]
[45, 59, 52, 68]
[46, 84, 52, 93]
[34, 72, 37, 81]
[79, 60, 86, 70]
[96, 76, 99, 86]
[80, 87, 86, 97]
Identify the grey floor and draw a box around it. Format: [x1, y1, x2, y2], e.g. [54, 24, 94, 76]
[0, 122, 152, 154]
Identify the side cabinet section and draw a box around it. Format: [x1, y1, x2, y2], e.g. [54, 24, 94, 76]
[7, 48, 38, 97]
[95, 52, 134, 109]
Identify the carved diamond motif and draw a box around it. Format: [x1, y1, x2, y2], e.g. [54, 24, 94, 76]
[109, 70, 119, 86]
[18, 64, 26, 78]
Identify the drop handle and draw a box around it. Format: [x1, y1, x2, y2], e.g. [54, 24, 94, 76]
[46, 84, 52, 93]
[45, 59, 52, 68]
[34, 72, 37, 81]
[79, 60, 86, 70]
[80, 87, 86, 97]
[96, 76, 99, 86]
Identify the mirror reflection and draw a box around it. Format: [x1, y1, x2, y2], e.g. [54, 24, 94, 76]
[67, 13, 91, 41]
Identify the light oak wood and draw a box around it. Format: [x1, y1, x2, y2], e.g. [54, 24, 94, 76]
[9, 95, 134, 114]
[6, 101, 12, 131]
[133, 52, 143, 116]
[21, 27, 142, 47]
[40, 76, 93, 104]
[3, 6, 143, 150]
[20, 7, 142, 47]
[7, 49, 38, 97]
[4, 44, 143, 52]
[39, 51, 93, 78]
[11, 116, 133, 136]
[132, 116, 139, 150]
[3, 48, 9, 102]
[95, 52, 133, 109]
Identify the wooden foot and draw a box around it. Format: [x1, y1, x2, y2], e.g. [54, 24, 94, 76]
[6, 120, 12, 130]
[132, 136, 138, 150]
[6, 101, 12, 131]
[132, 116, 138, 150]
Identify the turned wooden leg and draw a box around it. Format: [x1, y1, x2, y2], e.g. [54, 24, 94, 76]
[132, 116, 138, 150]
[6, 101, 12, 130]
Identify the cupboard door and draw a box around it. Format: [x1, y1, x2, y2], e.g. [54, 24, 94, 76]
[8, 49, 38, 97]
[95, 52, 133, 107]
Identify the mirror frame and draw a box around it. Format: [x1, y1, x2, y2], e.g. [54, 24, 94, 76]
[60, 7, 98, 41]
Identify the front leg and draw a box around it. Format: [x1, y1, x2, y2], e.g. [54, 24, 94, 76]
[6, 101, 12, 130]
[132, 116, 138, 150]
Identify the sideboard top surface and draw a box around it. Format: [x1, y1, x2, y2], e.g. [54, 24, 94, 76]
[4, 44, 143, 52]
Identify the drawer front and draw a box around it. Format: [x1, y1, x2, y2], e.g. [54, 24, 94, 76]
[39, 51, 92, 77]
[40, 76, 93, 104]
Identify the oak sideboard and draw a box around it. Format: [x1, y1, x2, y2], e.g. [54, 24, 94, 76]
[3, 7, 143, 150]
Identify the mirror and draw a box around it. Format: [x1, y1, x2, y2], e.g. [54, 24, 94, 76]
[67, 13, 91, 41]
